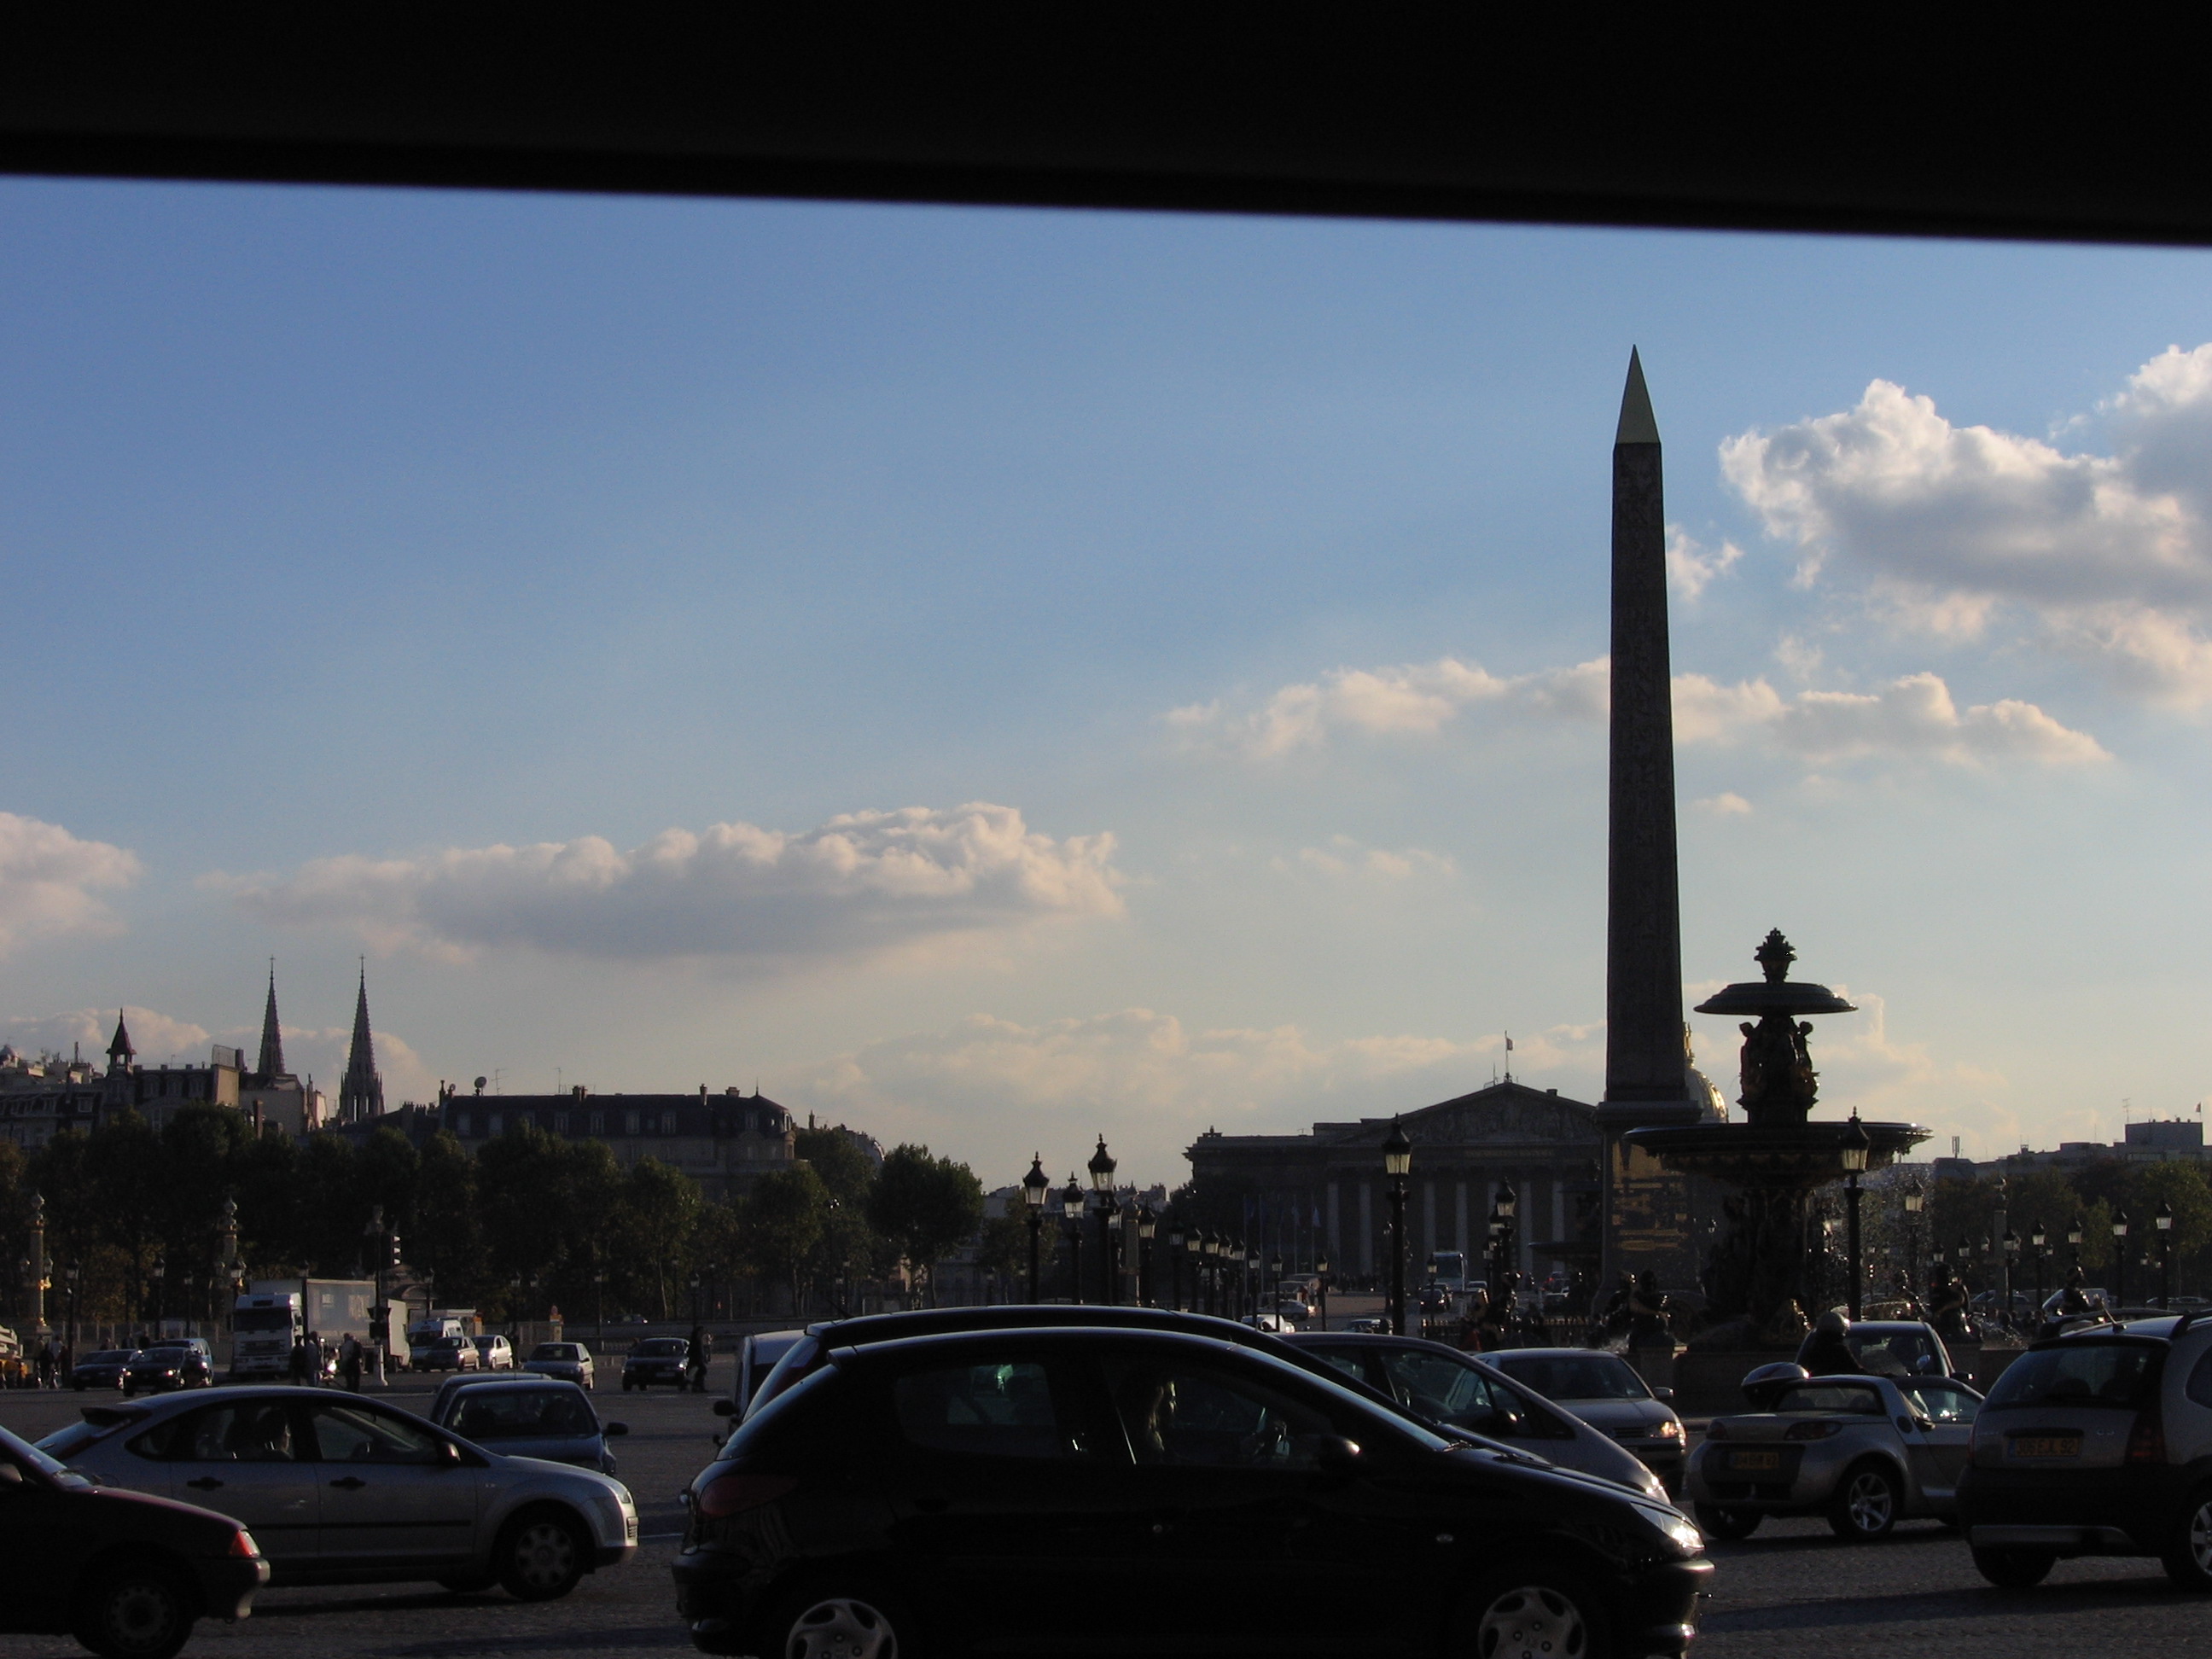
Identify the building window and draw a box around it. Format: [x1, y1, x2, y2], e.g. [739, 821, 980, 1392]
[626, 1111, 640, 1136]
[554, 1112, 569, 1135]
[488, 1113, 503, 1136]
[663, 1112, 677, 1134]
[590, 1111, 604, 1135]
[456, 1112, 472, 1137]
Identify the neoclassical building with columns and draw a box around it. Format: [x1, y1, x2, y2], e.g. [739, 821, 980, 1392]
[1184, 1079, 1611, 1286]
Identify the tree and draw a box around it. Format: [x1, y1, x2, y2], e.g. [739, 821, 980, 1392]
[868, 1145, 985, 1307]
[617, 1158, 701, 1319]
[975, 1210, 1030, 1295]
[795, 1126, 882, 1311]
[410, 1132, 480, 1304]
[735, 1165, 830, 1313]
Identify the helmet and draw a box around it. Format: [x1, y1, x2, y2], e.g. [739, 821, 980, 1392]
[1816, 1309, 1849, 1336]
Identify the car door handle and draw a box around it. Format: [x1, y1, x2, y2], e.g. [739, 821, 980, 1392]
[913, 1494, 949, 1513]
[329, 1476, 368, 1489]
[184, 1477, 224, 1491]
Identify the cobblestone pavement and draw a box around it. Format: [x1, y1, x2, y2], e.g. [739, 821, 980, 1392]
[6, 1367, 2209, 1658]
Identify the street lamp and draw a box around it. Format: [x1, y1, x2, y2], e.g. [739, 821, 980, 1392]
[1022, 1155, 1050, 1303]
[689, 1271, 702, 1324]
[1315, 1256, 1330, 1331]
[1062, 1174, 1086, 1304]
[1268, 1249, 1283, 1318]
[2029, 1220, 2046, 1322]
[1088, 1137, 1118, 1306]
[1137, 1205, 1157, 1307]
[1200, 1231, 1218, 1317]
[595, 1268, 607, 1348]
[2068, 1214, 2084, 1271]
[2158, 1201, 2175, 1309]
[1166, 1227, 1184, 1311]
[2002, 1231, 2019, 1332]
[1382, 1116, 1412, 1337]
[1496, 1180, 1520, 1307]
[2113, 1209, 2132, 1310]
[1902, 1179, 1924, 1303]
[65, 1260, 80, 1364]
[1840, 1114, 1870, 1321]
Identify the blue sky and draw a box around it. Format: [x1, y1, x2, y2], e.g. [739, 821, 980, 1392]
[7, 178, 2212, 1183]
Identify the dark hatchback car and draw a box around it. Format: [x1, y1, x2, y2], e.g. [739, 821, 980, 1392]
[71, 1350, 141, 1392]
[0, 1419, 267, 1659]
[676, 1326, 1709, 1659]
[622, 1338, 691, 1391]
[124, 1346, 212, 1396]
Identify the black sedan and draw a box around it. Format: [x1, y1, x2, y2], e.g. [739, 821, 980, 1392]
[676, 1325, 1709, 1659]
[0, 1419, 267, 1659]
[124, 1346, 212, 1395]
[70, 1349, 140, 1391]
[621, 1338, 690, 1391]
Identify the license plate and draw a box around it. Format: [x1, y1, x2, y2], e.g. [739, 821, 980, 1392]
[1727, 1450, 1781, 1471]
[2009, 1435, 2081, 1458]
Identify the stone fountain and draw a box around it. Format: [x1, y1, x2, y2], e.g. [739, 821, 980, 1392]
[1626, 928, 1928, 1352]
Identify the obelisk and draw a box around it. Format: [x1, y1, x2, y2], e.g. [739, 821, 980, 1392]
[1596, 349, 1700, 1289]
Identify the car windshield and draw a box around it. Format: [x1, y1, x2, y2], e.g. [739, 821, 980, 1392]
[450, 1388, 597, 1439]
[1844, 1328, 1944, 1377]
[233, 1310, 294, 1332]
[633, 1339, 687, 1357]
[1986, 1342, 2161, 1410]
[1773, 1382, 1884, 1417]
[1492, 1353, 1650, 1401]
[532, 1344, 580, 1360]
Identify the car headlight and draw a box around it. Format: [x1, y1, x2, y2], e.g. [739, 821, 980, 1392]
[1631, 1500, 1705, 1557]
[1657, 1418, 1684, 1440]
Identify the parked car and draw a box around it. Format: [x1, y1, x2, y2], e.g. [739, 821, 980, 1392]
[674, 1324, 1709, 1659]
[411, 1335, 480, 1373]
[622, 1338, 691, 1391]
[1, 1418, 267, 1659]
[36, 1385, 637, 1599]
[1958, 1313, 2212, 1588]
[434, 1377, 627, 1476]
[69, 1350, 139, 1391]
[1486, 1348, 1689, 1491]
[1795, 1319, 1953, 1379]
[474, 1335, 515, 1371]
[1269, 1298, 1313, 1325]
[731, 1330, 807, 1418]
[1685, 1370, 1983, 1540]
[124, 1343, 214, 1395]
[1238, 1313, 1295, 1334]
[1285, 1330, 1670, 1499]
[1342, 1317, 1388, 1334]
[524, 1342, 595, 1389]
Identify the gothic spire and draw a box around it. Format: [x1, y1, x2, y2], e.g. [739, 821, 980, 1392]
[257, 960, 287, 1081]
[106, 1009, 135, 1070]
[339, 960, 384, 1122]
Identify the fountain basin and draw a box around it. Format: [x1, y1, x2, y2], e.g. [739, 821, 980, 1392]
[1625, 1118, 1928, 1187]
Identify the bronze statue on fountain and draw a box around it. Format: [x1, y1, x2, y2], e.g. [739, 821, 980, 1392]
[1626, 929, 1928, 1348]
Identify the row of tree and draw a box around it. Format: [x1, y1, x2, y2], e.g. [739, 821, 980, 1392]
[0, 1105, 992, 1328]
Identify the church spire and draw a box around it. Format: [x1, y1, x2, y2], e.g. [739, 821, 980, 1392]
[257, 960, 287, 1081]
[106, 1009, 135, 1073]
[339, 960, 385, 1122]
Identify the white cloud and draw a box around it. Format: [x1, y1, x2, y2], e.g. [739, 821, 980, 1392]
[232, 1022, 439, 1105]
[789, 1009, 1604, 1183]
[1696, 793, 1755, 817]
[1667, 526, 1744, 600]
[1272, 835, 1456, 880]
[3, 1006, 210, 1067]
[1720, 350, 2212, 706]
[1183, 655, 2101, 771]
[0, 812, 141, 954]
[1170, 656, 1609, 758]
[213, 804, 1125, 964]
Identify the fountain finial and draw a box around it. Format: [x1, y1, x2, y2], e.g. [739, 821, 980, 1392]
[1755, 928, 1796, 983]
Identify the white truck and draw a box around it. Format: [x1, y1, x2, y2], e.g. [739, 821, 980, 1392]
[230, 1278, 401, 1380]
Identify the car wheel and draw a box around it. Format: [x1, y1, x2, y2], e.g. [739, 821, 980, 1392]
[761, 1586, 907, 1659]
[73, 1561, 196, 1659]
[1455, 1566, 1606, 1659]
[1828, 1461, 1901, 1541]
[1692, 1503, 1761, 1540]
[495, 1506, 589, 1601]
[2163, 1487, 2212, 1590]
[1974, 1547, 2056, 1590]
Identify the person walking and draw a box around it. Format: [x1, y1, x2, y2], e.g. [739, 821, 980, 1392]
[341, 1333, 364, 1393]
[685, 1324, 710, 1393]
[288, 1334, 311, 1387]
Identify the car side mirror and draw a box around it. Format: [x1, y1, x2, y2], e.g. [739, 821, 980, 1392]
[711, 1398, 736, 1417]
[1316, 1435, 1365, 1476]
[1915, 1416, 1936, 1434]
[603, 1422, 629, 1437]
[1653, 1387, 1675, 1403]
[438, 1441, 463, 1467]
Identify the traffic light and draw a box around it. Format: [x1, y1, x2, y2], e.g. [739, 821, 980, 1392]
[386, 1231, 402, 1272]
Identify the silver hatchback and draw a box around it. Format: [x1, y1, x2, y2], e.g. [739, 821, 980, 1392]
[1685, 1371, 1982, 1540]
[36, 1385, 637, 1598]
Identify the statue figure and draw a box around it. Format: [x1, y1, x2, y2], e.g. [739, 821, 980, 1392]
[1738, 1010, 1819, 1123]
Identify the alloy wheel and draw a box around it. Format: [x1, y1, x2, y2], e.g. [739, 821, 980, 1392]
[1475, 1585, 1588, 1659]
[2190, 1500, 2212, 1574]
[1845, 1470, 1895, 1535]
[509, 1519, 579, 1592]
[788, 1597, 898, 1659]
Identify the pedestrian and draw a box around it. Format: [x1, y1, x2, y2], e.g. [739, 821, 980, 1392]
[288, 1334, 311, 1386]
[685, 1324, 709, 1393]
[341, 1333, 363, 1393]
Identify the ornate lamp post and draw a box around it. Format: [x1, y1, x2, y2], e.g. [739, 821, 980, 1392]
[1382, 1117, 1412, 1336]
[65, 1260, 81, 1363]
[2002, 1231, 2020, 1331]
[595, 1269, 607, 1348]
[1198, 1232, 1217, 1317]
[1137, 1205, 1157, 1306]
[150, 1253, 166, 1332]
[27, 1191, 46, 1337]
[689, 1271, 702, 1324]
[2113, 1210, 2131, 1310]
[1315, 1256, 1330, 1331]
[1022, 1155, 1050, 1302]
[2158, 1201, 2175, 1309]
[1839, 1113, 1870, 1321]
[2068, 1215, 2084, 1272]
[1268, 1250, 1283, 1318]
[1165, 1228, 1184, 1311]
[1497, 1180, 1519, 1305]
[2029, 1220, 2047, 1322]
[1955, 1234, 1974, 1302]
[1062, 1174, 1086, 1304]
[1088, 1138, 1118, 1306]
[1901, 1180, 1924, 1304]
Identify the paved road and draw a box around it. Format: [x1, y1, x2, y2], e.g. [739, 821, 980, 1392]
[5, 1365, 2209, 1658]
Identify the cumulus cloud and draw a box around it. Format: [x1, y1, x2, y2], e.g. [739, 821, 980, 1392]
[789, 1009, 1604, 1181]
[213, 804, 1125, 964]
[235, 1022, 439, 1104]
[1667, 527, 1744, 600]
[3, 1005, 210, 1067]
[1181, 655, 2100, 771]
[1720, 349, 2212, 705]
[1169, 657, 1608, 757]
[1696, 793, 1755, 817]
[0, 812, 141, 954]
[1272, 835, 1456, 880]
